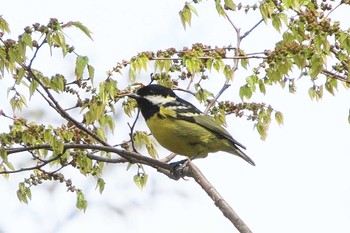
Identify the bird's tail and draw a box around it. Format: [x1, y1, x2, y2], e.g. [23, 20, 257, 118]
[230, 147, 255, 166]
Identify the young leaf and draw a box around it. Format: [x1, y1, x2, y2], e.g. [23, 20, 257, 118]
[0, 16, 10, 33]
[68, 21, 93, 40]
[224, 0, 236, 10]
[75, 56, 89, 80]
[133, 173, 148, 190]
[308, 86, 316, 100]
[95, 178, 105, 194]
[275, 111, 284, 125]
[258, 79, 266, 94]
[215, 0, 226, 17]
[76, 190, 88, 212]
[87, 64, 95, 82]
[256, 123, 267, 140]
[239, 84, 253, 100]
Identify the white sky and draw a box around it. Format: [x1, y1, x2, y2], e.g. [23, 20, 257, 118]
[1, 1, 350, 233]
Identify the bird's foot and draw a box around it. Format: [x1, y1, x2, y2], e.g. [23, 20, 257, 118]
[169, 159, 190, 180]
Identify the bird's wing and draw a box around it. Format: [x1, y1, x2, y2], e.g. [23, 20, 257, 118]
[184, 114, 247, 150]
[163, 97, 247, 150]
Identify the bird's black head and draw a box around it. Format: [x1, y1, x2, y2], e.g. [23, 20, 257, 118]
[136, 84, 177, 98]
[128, 84, 177, 120]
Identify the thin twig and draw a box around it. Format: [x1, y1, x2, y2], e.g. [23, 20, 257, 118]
[204, 82, 231, 114]
[240, 19, 264, 40]
[28, 38, 47, 68]
[325, 2, 342, 19]
[2, 152, 64, 174]
[127, 109, 141, 153]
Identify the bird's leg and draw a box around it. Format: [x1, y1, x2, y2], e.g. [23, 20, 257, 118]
[169, 158, 192, 180]
[168, 153, 200, 180]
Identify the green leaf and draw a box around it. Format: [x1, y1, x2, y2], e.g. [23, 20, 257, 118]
[195, 88, 213, 103]
[76, 190, 88, 212]
[223, 65, 234, 80]
[17, 182, 31, 204]
[239, 84, 253, 100]
[258, 79, 266, 94]
[22, 33, 33, 49]
[0, 149, 14, 170]
[87, 64, 95, 82]
[241, 57, 248, 69]
[50, 74, 66, 93]
[29, 79, 39, 97]
[275, 111, 284, 125]
[133, 131, 158, 158]
[325, 77, 337, 96]
[95, 178, 105, 194]
[51, 137, 64, 154]
[256, 123, 267, 140]
[309, 55, 324, 79]
[68, 21, 93, 40]
[95, 128, 107, 142]
[260, 1, 274, 22]
[75, 56, 89, 80]
[179, 3, 194, 29]
[271, 14, 282, 32]
[224, 0, 236, 10]
[215, 0, 226, 17]
[316, 85, 323, 101]
[0, 16, 10, 33]
[133, 173, 148, 190]
[52, 32, 67, 55]
[308, 86, 316, 100]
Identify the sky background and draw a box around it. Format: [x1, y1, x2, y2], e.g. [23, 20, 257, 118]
[1, 1, 350, 233]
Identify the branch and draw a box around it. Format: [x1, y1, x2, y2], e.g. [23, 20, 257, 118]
[204, 82, 231, 113]
[186, 162, 252, 233]
[4, 144, 174, 177]
[23, 65, 109, 146]
[240, 19, 264, 40]
[321, 69, 350, 85]
[149, 55, 265, 61]
[5, 143, 252, 232]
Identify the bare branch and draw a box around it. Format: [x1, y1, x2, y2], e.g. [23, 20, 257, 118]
[186, 162, 253, 233]
[240, 19, 264, 40]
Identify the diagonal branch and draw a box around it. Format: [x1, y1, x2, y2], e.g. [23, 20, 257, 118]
[187, 162, 252, 233]
[5, 143, 252, 232]
[321, 69, 350, 85]
[22, 65, 109, 146]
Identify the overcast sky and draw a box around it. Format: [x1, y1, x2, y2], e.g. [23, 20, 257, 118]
[1, 1, 350, 233]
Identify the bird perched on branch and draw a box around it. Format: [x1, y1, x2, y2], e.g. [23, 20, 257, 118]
[126, 84, 255, 166]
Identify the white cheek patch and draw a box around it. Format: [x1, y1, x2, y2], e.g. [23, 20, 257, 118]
[144, 95, 176, 105]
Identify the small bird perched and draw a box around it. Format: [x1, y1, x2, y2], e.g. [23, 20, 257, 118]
[126, 84, 255, 166]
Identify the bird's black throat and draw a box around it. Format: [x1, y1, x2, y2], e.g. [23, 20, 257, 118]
[136, 98, 159, 120]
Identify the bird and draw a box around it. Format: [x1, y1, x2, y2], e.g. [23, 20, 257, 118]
[126, 84, 255, 166]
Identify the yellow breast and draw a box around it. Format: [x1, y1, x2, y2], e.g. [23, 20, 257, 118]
[146, 114, 233, 158]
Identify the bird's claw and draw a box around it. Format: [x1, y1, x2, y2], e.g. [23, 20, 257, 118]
[169, 159, 190, 180]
